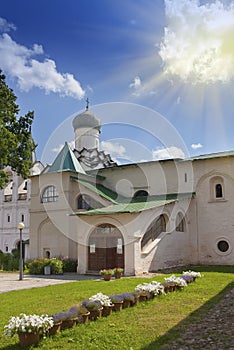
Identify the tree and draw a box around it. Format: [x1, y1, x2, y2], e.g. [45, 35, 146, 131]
[0, 69, 35, 188]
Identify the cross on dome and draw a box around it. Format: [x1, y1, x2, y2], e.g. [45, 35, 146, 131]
[86, 97, 89, 110]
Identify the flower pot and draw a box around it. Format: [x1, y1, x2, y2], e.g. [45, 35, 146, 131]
[131, 296, 139, 306]
[139, 294, 148, 302]
[60, 318, 77, 330]
[122, 300, 131, 309]
[103, 274, 112, 281]
[18, 332, 40, 347]
[88, 307, 103, 321]
[112, 301, 123, 312]
[80, 312, 90, 324]
[115, 272, 122, 279]
[102, 305, 114, 317]
[48, 322, 62, 335]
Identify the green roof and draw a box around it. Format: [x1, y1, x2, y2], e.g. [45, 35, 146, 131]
[71, 192, 195, 216]
[71, 198, 176, 215]
[70, 176, 126, 203]
[48, 142, 85, 174]
[186, 150, 234, 161]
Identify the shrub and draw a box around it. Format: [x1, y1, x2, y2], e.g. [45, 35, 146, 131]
[28, 258, 50, 274]
[62, 258, 77, 272]
[1, 253, 19, 271]
[49, 258, 63, 274]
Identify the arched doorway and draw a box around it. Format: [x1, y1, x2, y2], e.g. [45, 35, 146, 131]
[88, 224, 124, 272]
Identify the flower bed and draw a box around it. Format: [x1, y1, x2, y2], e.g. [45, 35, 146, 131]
[4, 270, 202, 346]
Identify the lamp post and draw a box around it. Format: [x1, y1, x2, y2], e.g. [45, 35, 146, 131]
[17, 222, 25, 281]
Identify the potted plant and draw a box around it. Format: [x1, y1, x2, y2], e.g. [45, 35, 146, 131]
[100, 268, 114, 281]
[119, 293, 135, 308]
[69, 304, 90, 324]
[53, 310, 78, 330]
[163, 275, 188, 292]
[82, 300, 103, 320]
[49, 313, 63, 335]
[4, 313, 54, 346]
[88, 292, 114, 317]
[134, 283, 154, 301]
[182, 270, 202, 281]
[109, 294, 124, 311]
[114, 267, 124, 279]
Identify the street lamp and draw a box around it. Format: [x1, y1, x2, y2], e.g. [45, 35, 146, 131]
[17, 222, 25, 281]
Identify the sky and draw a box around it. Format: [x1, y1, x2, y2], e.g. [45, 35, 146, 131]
[1, 0, 234, 165]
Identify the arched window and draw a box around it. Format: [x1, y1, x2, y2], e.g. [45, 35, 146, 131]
[176, 212, 186, 232]
[210, 176, 225, 201]
[45, 250, 51, 259]
[141, 215, 166, 250]
[134, 190, 148, 198]
[41, 186, 58, 203]
[215, 184, 223, 198]
[77, 194, 102, 210]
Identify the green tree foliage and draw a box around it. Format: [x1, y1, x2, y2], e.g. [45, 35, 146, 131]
[0, 69, 35, 188]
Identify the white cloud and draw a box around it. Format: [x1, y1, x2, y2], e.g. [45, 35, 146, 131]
[0, 32, 85, 99]
[152, 146, 185, 160]
[101, 141, 126, 158]
[191, 143, 203, 150]
[0, 17, 16, 32]
[52, 141, 75, 153]
[159, 0, 234, 84]
[176, 96, 181, 104]
[129, 76, 143, 96]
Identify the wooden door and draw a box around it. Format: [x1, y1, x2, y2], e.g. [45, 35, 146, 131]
[88, 224, 124, 272]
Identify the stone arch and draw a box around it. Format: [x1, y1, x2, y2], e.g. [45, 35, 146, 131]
[88, 223, 124, 272]
[141, 213, 168, 251]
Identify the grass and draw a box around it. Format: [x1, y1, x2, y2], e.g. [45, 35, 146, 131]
[0, 266, 233, 350]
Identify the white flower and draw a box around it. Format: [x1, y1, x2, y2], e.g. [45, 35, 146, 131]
[183, 270, 202, 278]
[4, 314, 54, 337]
[89, 292, 112, 306]
[135, 281, 165, 295]
[165, 275, 188, 287]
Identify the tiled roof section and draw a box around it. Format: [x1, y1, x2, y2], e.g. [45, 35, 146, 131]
[47, 143, 86, 174]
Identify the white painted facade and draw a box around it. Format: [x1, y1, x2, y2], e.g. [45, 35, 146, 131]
[29, 108, 234, 274]
[0, 162, 44, 258]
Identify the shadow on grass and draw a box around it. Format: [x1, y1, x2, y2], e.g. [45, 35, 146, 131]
[141, 281, 234, 350]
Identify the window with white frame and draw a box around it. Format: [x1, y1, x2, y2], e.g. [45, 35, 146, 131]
[41, 186, 58, 203]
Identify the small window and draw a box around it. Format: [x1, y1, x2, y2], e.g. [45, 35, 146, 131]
[215, 184, 223, 198]
[41, 186, 58, 203]
[7, 215, 10, 223]
[77, 194, 102, 210]
[217, 240, 229, 253]
[184, 173, 187, 183]
[176, 213, 186, 232]
[134, 190, 148, 198]
[45, 250, 51, 259]
[21, 214, 25, 222]
[5, 246, 8, 252]
[210, 176, 225, 201]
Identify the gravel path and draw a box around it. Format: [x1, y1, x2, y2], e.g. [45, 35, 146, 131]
[165, 287, 234, 350]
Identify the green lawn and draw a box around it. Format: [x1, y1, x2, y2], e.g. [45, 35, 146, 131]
[0, 266, 233, 350]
